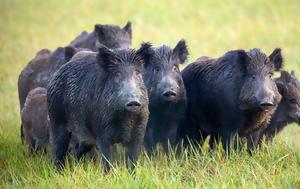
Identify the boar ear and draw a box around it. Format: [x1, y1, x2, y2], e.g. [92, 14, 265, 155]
[64, 46, 77, 62]
[97, 46, 118, 71]
[172, 39, 189, 64]
[94, 24, 106, 39]
[276, 80, 287, 96]
[123, 21, 132, 39]
[280, 70, 292, 82]
[269, 48, 283, 71]
[291, 70, 295, 76]
[136, 42, 154, 67]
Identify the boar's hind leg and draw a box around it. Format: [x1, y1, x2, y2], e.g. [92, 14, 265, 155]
[51, 120, 71, 170]
[75, 142, 93, 161]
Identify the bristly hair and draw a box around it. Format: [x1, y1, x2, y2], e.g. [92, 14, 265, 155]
[105, 48, 145, 72]
[152, 45, 173, 63]
[245, 48, 274, 72]
[247, 48, 269, 64]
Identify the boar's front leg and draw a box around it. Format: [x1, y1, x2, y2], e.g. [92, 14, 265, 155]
[144, 125, 155, 156]
[126, 123, 147, 172]
[162, 124, 178, 155]
[96, 138, 112, 173]
[247, 130, 263, 152]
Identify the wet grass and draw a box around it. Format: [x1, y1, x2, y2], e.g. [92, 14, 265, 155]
[0, 0, 300, 188]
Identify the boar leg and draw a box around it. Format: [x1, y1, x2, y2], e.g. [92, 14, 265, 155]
[247, 130, 262, 152]
[209, 134, 220, 150]
[126, 136, 143, 172]
[20, 124, 25, 143]
[96, 139, 112, 173]
[144, 126, 155, 155]
[51, 120, 71, 170]
[220, 132, 232, 155]
[162, 125, 177, 155]
[75, 142, 93, 161]
[28, 138, 36, 154]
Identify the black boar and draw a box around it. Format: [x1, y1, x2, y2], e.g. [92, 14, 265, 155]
[179, 48, 283, 152]
[21, 87, 49, 152]
[259, 71, 300, 143]
[18, 22, 132, 141]
[140, 40, 188, 154]
[69, 21, 132, 51]
[47, 45, 150, 171]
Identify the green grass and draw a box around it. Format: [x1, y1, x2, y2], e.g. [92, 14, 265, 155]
[1, 0, 300, 188]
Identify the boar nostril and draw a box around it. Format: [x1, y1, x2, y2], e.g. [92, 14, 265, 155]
[260, 102, 274, 107]
[126, 101, 141, 107]
[162, 90, 177, 98]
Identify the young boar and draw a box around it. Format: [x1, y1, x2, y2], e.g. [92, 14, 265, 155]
[21, 87, 49, 153]
[47, 45, 150, 171]
[179, 48, 283, 152]
[140, 40, 188, 154]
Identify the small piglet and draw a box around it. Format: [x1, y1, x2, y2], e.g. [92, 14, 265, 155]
[21, 87, 49, 153]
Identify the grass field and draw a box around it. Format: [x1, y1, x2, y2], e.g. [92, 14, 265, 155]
[1, 0, 300, 188]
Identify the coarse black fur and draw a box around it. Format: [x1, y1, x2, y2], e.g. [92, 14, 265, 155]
[139, 40, 188, 154]
[178, 48, 283, 152]
[69, 21, 132, 51]
[47, 45, 150, 171]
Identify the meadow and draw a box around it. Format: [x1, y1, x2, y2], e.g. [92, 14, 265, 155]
[0, 0, 300, 188]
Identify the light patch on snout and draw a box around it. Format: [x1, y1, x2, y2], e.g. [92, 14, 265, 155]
[158, 76, 179, 92]
[123, 77, 142, 97]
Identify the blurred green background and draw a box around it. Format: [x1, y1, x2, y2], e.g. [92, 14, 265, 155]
[0, 0, 299, 188]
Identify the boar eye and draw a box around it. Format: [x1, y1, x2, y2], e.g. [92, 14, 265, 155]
[290, 99, 298, 104]
[115, 72, 122, 79]
[173, 66, 179, 72]
[269, 72, 273, 78]
[252, 75, 256, 80]
[135, 70, 142, 77]
[154, 67, 160, 74]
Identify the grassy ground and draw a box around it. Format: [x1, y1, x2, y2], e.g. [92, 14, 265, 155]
[0, 0, 300, 188]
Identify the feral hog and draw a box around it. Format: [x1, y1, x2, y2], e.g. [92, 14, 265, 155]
[140, 40, 188, 154]
[179, 48, 283, 152]
[47, 45, 150, 171]
[69, 21, 132, 51]
[260, 70, 300, 143]
[21, 87, 49, 153]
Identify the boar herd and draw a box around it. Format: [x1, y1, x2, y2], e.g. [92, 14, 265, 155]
[18, 21, 300, 171]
